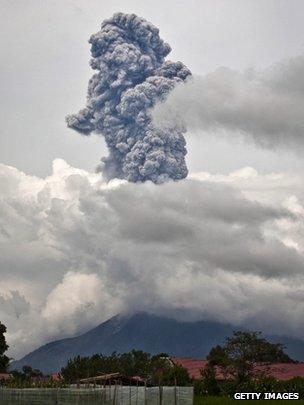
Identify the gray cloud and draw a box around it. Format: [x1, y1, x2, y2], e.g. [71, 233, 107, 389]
[66, 13, 191, 183]
[1, 160, 304, 357]
[0, 291, 30, 319]
[153, 55, 304, 151]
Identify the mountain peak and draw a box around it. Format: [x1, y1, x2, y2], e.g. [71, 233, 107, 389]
[11, 313, 304, 374]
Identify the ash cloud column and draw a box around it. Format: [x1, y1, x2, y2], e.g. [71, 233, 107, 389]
[66, 13, 191, 183]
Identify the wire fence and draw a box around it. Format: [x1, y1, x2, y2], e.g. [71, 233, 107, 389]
[0, 386, 193, 404]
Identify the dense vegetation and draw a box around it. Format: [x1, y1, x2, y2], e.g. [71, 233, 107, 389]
[195, 331, 302, 398]
[0, 321, 9, 372]
[6, 365, 66, 388]
[194, 396, 304, 405]
[209, 330, 294, 365]
[195, 375, 304, 399]
[61, 350, 190, 385]
[205, 331, 294, 384]
[4, 325, 304, 400]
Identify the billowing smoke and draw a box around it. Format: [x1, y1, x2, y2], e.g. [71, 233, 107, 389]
[66, 13, 191, 183]
[2, 159, 304, 357]
[153, 55, 304, 152]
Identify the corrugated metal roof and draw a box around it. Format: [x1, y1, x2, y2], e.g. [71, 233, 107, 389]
[172, 357, 304, 381]
[0, 373, 11, 381]
[172, 357, 207, 379]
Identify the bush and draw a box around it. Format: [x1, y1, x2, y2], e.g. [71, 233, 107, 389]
[198, 374, 304, 399]
[60, 350, 191, 385]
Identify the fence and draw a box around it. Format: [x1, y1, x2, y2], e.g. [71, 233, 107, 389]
[0, 386, 193, 404]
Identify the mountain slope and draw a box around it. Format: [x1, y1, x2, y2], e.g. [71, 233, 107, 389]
[11, 312, 304, 373]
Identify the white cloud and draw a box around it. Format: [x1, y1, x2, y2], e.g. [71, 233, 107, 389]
[1, 159, 304, 358]
[153, 54, 304, 152]
[42, 271, 122, 337]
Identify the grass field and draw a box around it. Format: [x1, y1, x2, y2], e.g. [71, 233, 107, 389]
[194, 396, 304, 404]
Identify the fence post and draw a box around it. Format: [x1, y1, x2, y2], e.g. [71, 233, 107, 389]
[135, 380, 138, 405]
[144, 381, 147, 405]
[113, 381, 117, 405]
[129, 381, 132, 405]
[55, 388, 59, 405]
[159, 385, 163, 405]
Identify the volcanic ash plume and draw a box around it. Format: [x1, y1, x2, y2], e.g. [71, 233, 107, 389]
[66, 13, 191, 183]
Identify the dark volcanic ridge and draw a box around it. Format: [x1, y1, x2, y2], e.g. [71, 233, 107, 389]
[11, 312, 304, 373]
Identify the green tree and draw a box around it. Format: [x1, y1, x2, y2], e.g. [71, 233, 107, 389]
[60, 351, 190, 386]
[200, 363, 220, 395]
[61, 355, 91, 383]
[120, 350, 151, 377]
[170, 364, 190, 386]
[207, 331, 294, 384]
[22, 365, 43, 379]
[150, 354, 190, 386]
[0, 322, 9, 372]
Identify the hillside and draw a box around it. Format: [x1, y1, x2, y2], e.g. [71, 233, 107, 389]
[11, 312, 304, 373]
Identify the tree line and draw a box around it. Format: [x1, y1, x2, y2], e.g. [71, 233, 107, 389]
[0, 322, 9, 373]
[61, 350, 190, 386]
[2, 320, 304, 397]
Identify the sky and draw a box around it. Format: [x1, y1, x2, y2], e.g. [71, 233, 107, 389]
[1, 0, 304, 176]
[1, 0, 304, 359]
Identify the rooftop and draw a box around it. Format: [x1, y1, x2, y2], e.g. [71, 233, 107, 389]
[172, 357, 304, 381]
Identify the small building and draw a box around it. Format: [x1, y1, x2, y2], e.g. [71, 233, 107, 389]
[51, 373, 61, 381]
[79, 372, 148, 387]
[0, 373, 12, 383]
